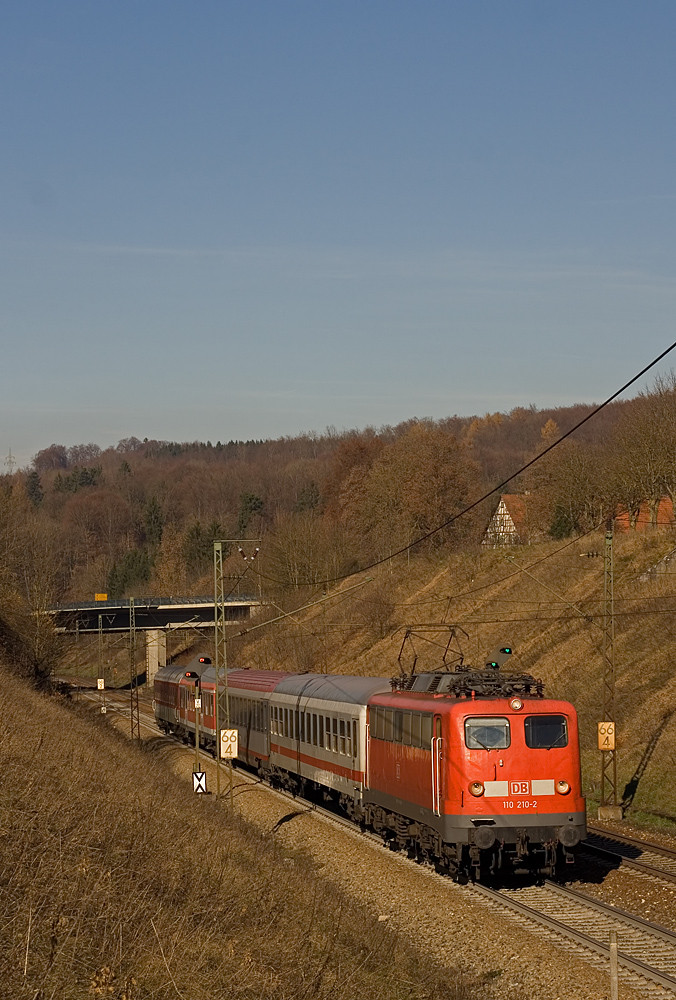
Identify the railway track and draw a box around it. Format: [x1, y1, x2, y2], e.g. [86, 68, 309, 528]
[84, 690, 676, 996]
[469, 880, 676, 998]
[584, 826, 676, 886]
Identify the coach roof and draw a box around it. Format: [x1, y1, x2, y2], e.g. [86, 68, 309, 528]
[272, 673, 390, 705]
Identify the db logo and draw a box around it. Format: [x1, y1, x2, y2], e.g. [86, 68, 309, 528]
[510, 781, 530, 795]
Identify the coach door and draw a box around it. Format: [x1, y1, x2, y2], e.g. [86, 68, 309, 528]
[431, 715, 443, 816]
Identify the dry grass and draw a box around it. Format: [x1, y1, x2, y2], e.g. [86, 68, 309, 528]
[0, 666, 477, 1000]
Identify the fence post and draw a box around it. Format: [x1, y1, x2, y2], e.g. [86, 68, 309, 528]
[609, 929, 618, 1000]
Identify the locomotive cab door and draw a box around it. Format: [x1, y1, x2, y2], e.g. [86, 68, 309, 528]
[431, 715, 443, 816]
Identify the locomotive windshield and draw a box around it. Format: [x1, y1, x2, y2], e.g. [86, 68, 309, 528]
[464, 717, 510, 750]
[525, 714, 568, 749]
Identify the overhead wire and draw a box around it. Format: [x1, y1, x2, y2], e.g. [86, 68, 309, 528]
[393, 519, 606, 610]
[252, 339, 676, 592]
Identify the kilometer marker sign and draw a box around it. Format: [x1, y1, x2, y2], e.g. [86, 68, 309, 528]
[597, 721, 616, 751]
[220, 729, 238, 759]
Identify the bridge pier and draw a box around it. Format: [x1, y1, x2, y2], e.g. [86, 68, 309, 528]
[145, 629, 167, 689]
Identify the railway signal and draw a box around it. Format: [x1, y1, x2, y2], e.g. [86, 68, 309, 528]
[185, 670, 201, 775]
[214, 538, 261, 809]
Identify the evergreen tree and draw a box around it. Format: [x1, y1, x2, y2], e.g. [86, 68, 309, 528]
[107, 549, 151, 598]
[25, 471, 43, 508]
[144, 497, 164, 547]
[237, 493, 264, 535]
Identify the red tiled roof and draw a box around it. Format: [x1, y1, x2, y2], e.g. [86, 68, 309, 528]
[616, 497, 675, 532]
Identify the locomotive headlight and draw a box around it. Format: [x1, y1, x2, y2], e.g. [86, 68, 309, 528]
[556, 780, 571, 794]
[509, 698, 523, 711]
[468, 781, 485, 797]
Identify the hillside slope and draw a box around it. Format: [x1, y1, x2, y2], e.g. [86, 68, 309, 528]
[0, 668, 470, 1000]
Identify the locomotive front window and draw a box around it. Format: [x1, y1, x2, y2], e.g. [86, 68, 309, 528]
[525, 714, 568, 749]
[465, 717, 510, 750]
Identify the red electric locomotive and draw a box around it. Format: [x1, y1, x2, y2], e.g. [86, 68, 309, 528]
[153, 648, 585, 881]
[365, 651, 586, 880]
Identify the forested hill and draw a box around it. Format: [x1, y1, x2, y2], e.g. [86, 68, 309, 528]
[3, 386, 670, 610]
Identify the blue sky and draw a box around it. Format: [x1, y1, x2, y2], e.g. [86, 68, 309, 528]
[2, 1, 676, 467]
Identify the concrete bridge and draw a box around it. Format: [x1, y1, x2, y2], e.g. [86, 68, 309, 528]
[50, 595, 261, 686]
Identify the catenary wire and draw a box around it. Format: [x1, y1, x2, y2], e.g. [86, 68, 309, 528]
[253, 340, 676, 591]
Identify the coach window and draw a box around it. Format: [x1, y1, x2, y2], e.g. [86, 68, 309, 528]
[319, 715, 324, 748]
[324, 716, 331, 750]
[525, 715, 568, 749]
[465, 717, 510, 750]
[332, 717, 339, 753]
[352, 720, 357, 757]
[401, 712, 413, 746]
[339, 719, 346, 755]
[312, 714, 318, 746]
